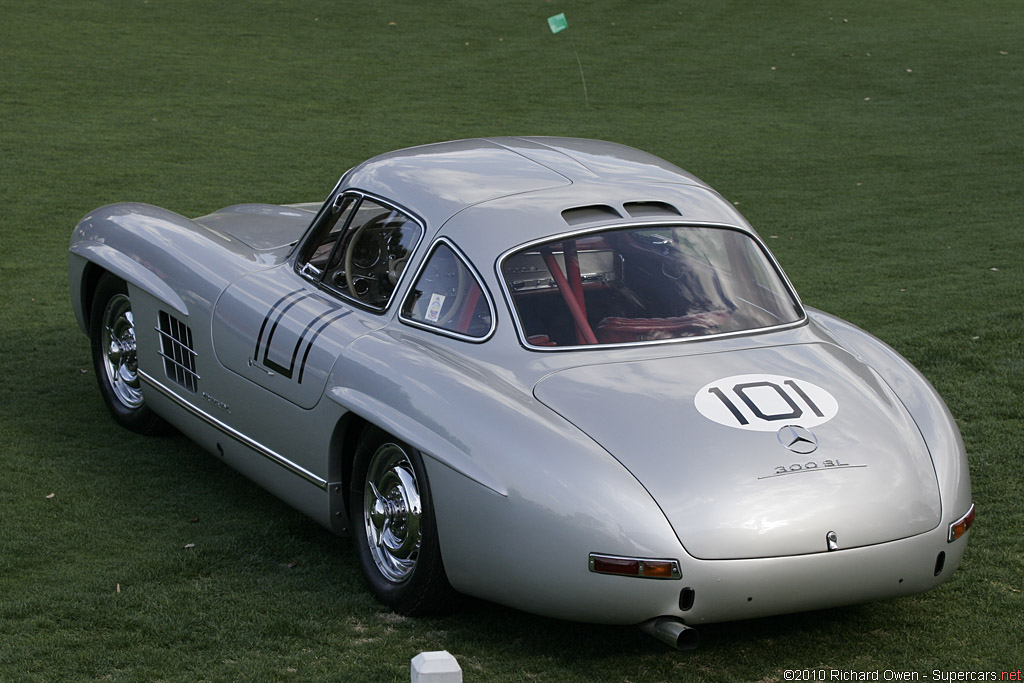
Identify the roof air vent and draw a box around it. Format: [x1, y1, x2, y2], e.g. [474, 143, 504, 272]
[623, 201, 681, 218]
[561, 205, 622, 226]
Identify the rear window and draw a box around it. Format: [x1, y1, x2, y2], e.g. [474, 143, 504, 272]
[500, 225, 803, 348]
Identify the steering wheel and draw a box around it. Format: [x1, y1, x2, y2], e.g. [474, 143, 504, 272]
[344, 217, 388, 302]
[387, 250, 410, 287]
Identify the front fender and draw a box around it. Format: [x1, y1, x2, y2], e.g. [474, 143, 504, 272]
[69, 243, 188, 332]
[68, 202, 270, 334]
[69, 203, 203, 330]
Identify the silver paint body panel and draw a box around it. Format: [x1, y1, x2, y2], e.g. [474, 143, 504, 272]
[68, 137, 972, 626]
[533, 341, 942, 560]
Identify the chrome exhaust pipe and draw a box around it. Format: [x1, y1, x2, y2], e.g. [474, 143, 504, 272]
[638, 616, 700, 650]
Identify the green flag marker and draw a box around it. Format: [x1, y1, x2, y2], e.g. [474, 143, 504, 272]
[548, 13, 568, 34]
[547, 12, 588, 107]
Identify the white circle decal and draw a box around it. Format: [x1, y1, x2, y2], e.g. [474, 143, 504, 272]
[694, 374, 839, 432]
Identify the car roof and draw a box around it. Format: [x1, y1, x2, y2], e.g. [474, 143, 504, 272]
[343, 137, 718, 228]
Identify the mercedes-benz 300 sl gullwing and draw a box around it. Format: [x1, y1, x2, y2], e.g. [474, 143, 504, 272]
[68, 137, 974, 648]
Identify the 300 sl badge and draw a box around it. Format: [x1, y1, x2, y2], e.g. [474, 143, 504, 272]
[759, 458, 866, 480]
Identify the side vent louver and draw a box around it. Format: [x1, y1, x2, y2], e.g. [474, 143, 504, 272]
[157, 311, 199, 393]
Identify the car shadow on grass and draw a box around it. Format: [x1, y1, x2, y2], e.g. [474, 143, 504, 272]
[411, 593, 875, 657]
[71, 427, 891, 664]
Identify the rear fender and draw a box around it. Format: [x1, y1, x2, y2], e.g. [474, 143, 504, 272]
[322, 331, 686, 619]
[807, 308, 972, 527]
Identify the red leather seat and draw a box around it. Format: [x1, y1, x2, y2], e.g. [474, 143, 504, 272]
[595, 312, 729, 344]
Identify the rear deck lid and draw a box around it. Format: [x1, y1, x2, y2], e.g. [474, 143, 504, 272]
[534, 342, 941, 559]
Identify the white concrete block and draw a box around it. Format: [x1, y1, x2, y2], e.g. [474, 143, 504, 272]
[411, 650, 462, 683]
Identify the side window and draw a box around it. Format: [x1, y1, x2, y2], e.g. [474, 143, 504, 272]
[401, 242, 493, 339]
[297, 194, 357, 277]
[297, 194, 422, 311]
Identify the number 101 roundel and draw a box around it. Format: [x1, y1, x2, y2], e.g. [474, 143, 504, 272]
[68, 137, 973, 649]
[695, 374, 839, 431]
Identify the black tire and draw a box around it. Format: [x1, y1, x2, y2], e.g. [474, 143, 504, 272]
[350, 426, 455, 615]
[89, 273, 166, 435]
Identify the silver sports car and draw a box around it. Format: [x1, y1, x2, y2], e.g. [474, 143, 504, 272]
[68, 137, 974, 649]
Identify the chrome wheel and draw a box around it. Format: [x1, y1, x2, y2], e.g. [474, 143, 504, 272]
[89, 274, 165, 435]
[351, 427, 453, 614]
[362, 443, 423, 583]
[100, 293, 144, 409]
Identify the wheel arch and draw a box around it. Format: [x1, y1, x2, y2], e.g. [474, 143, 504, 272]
[69, 203, 224, 336]
[325, 384, 508, 498]
[70, 243, 188, 325]
[76, 259, 107, 334]
[327, 410, 372, 535]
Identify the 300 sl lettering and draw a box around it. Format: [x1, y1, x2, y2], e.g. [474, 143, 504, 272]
[759, 459, 867, 480]
[200, 391, 230, 413]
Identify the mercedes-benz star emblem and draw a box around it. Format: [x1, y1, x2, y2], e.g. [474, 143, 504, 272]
[778, 425, 818, 454]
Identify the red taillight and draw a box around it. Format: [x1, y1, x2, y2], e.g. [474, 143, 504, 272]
[589, 553, 681, 579]
[591, 555, 640, 576]
[947, 503, 975, 543]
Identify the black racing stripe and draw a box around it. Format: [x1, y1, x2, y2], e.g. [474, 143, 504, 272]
[255, 289, 304, 359]
[297, 310, 351, 384]
[262, 293, 317, 378]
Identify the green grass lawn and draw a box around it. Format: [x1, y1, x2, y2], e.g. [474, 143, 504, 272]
[1, 1, 1021, 680]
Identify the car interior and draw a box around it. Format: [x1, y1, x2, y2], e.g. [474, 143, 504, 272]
[501, 226, 801, 347]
